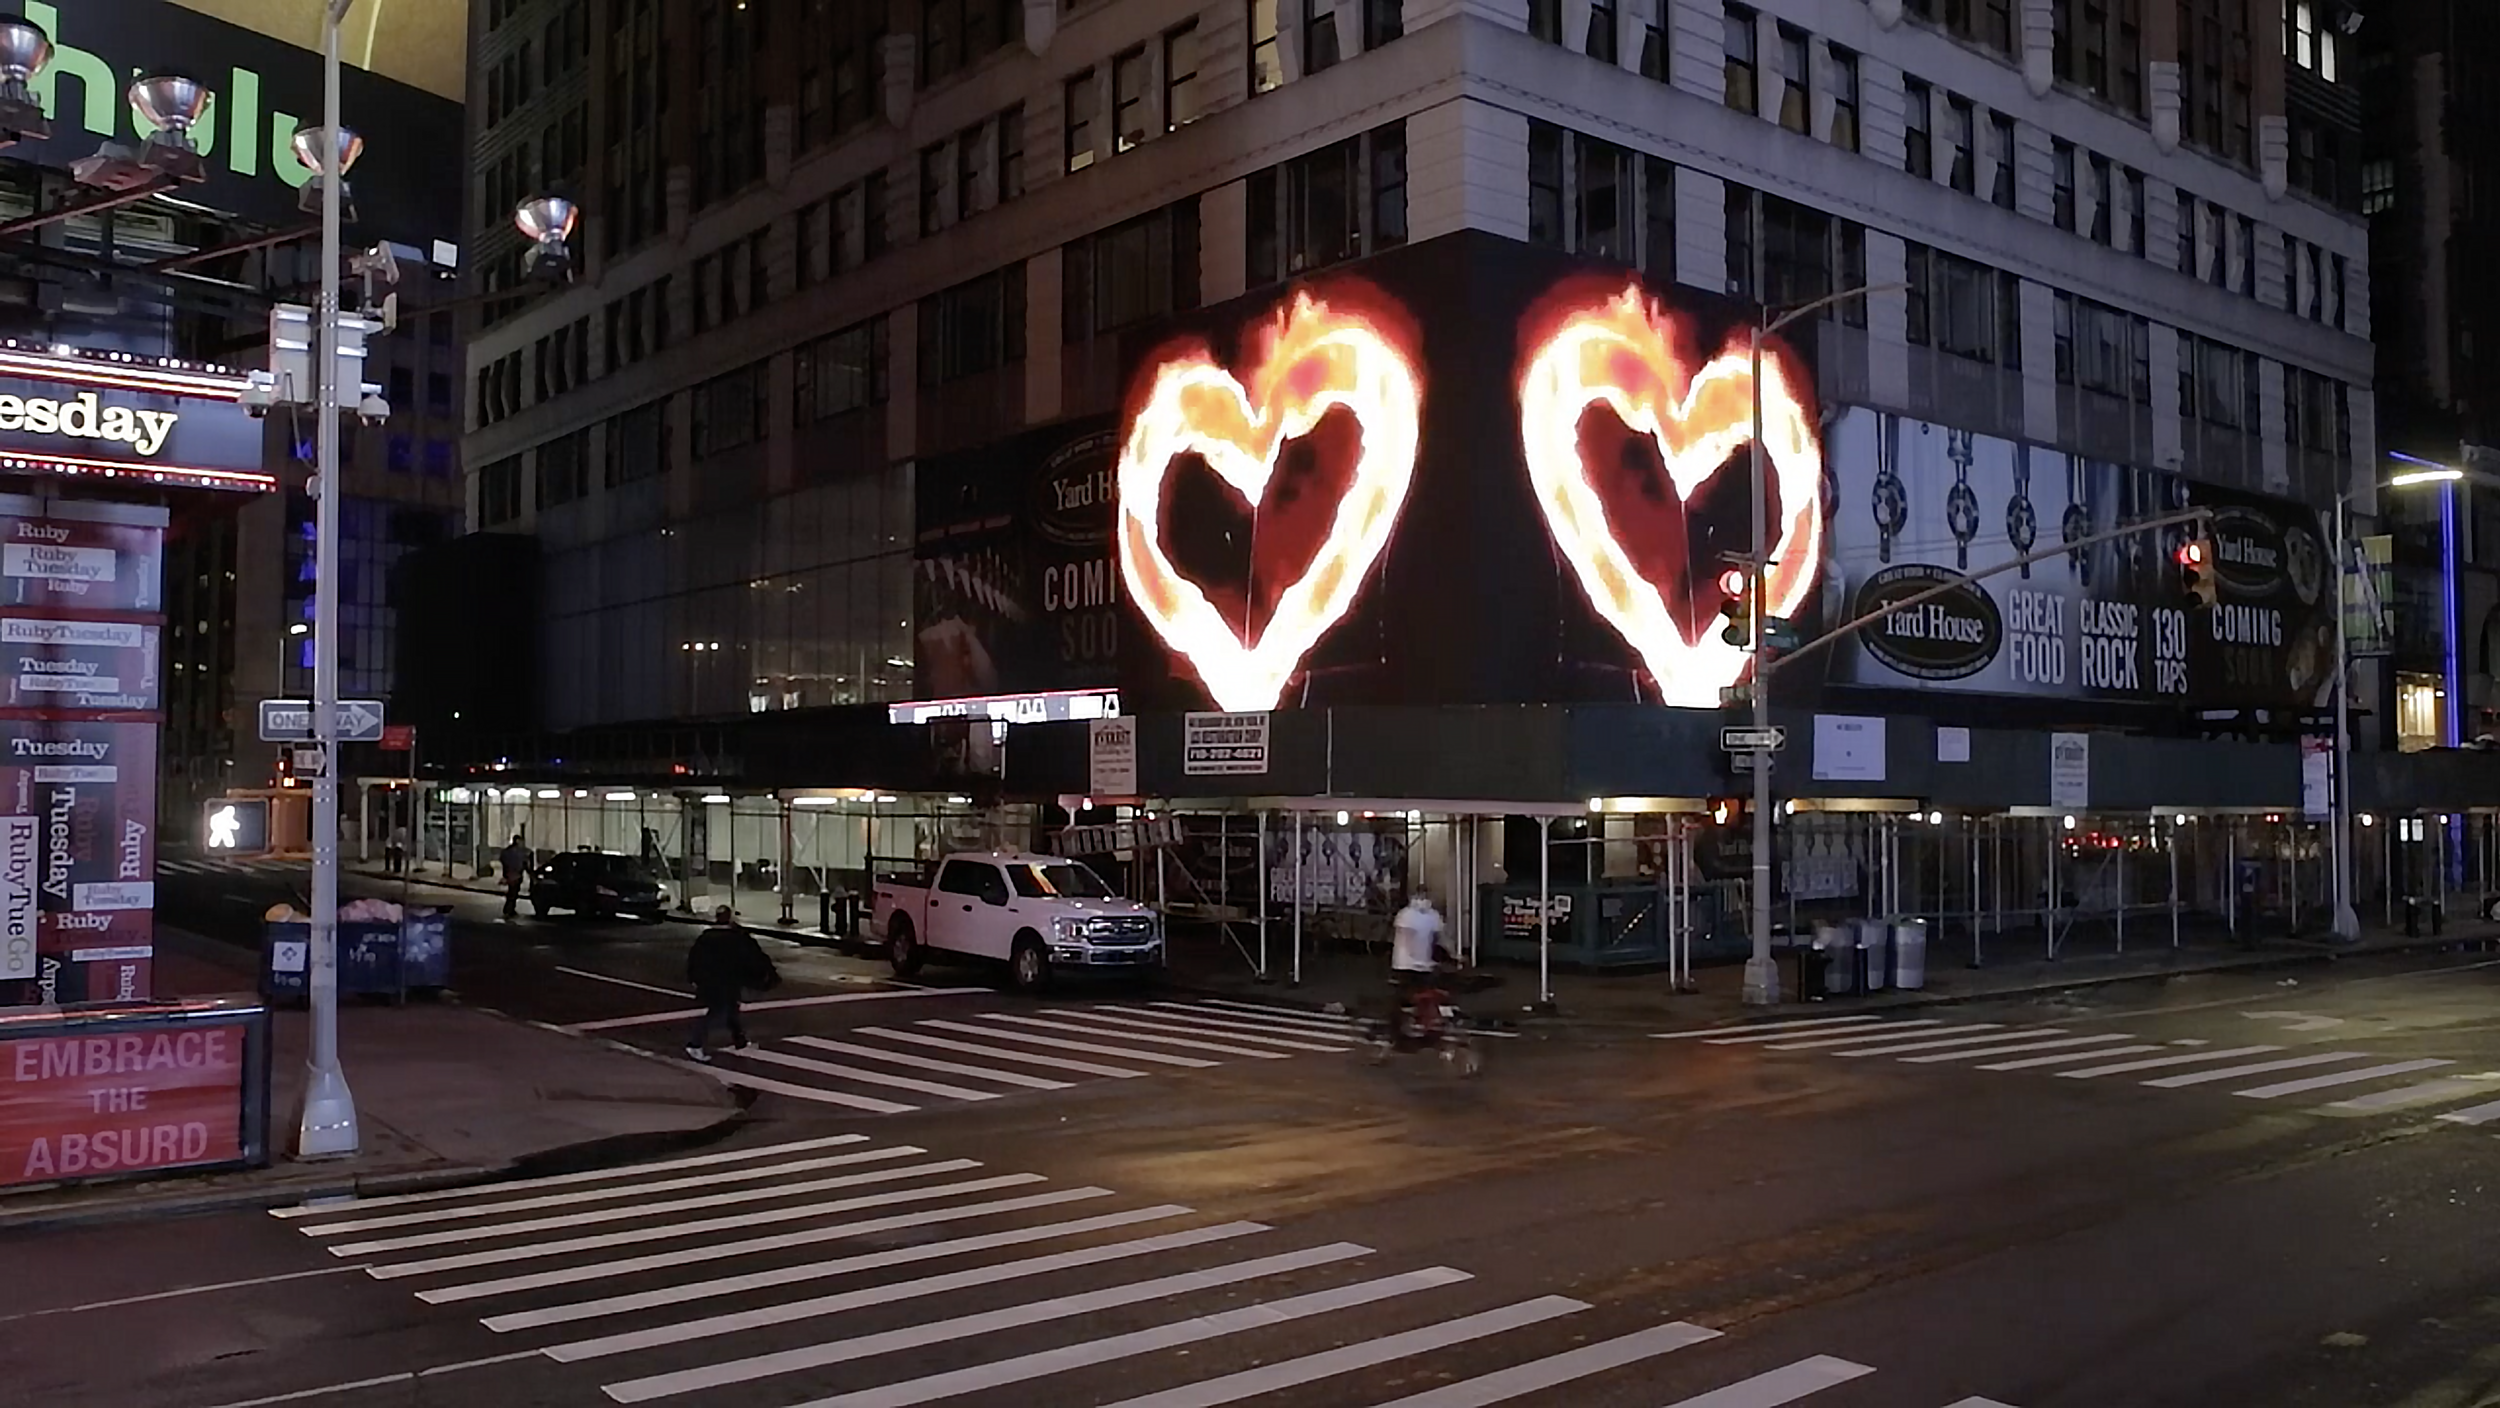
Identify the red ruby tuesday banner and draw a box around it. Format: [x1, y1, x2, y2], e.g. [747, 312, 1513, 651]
[0, 1021, 248, 1185]
[0, 720, 155, 1006]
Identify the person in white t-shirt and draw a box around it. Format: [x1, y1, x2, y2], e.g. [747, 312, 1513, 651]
[1389, 888, 1446, 1030]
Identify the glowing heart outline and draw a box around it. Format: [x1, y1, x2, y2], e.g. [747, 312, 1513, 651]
[1517, 282, 1825, 707]
[1116, 289, 1424, 712]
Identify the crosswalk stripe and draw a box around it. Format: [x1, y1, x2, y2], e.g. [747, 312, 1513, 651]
[1654, 1015, 1887, 1041]
[2142, 1051, 2376, 1089]
[1977, 1043, 2163, 1071]
[861, 1025, 1151, 1078]
[784, 1035, 1073, 1090]
[544, 1220, 1272, 1362]
[2056, 1044, 2284, 1079]
[1901, 1033, 2138, 1064]
[295, 1146, 923, 1235]
[2327, 1075, 2500, 1114]
[763, 1266, 1473, 1408]
[2436, 1098, 2500, 1126]
[1765, 1021, 1978, 1051]
[1085, 1295, 1587, 1408]
[1052, 1008, 1348, 1053]
[272, 1133, 875, 1219]
[973, 1012, 1293, 1059]
[730, 1047, 1002, 1101]
[2232, 1057, 2456, 1100]
[597, 1241, 1385, 1402]
[920, 1018, 1220, 1068]
[417, 1185, 1111, 1304]
[1364, 1321, 1723, 1408]
[362, 1172, 1048, 1280]
[1833, 1028, 2051, 1058]
[1941, 1399, 2022, 1407]
[1185, 999, 1362, 1031]
[1712, 1019, 1945, 1047]
[329, 1159, 982, 1256]
[1664, 1355, 1876, 1406]
[1137, 1003, 1360, 1039]
[694, 1065, 919, 1112]
[483, 1204, 1195, 1331]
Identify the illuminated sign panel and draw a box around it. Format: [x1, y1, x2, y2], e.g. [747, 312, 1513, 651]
[0, 350, 268, 494]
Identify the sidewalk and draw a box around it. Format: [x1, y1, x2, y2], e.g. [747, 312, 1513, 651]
[0, 926, 742, 1230]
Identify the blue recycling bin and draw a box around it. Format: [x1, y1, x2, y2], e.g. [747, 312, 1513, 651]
[261, 911, 451, 1004]
[399, 909, 451, 990]
[339, 921, 407, 998]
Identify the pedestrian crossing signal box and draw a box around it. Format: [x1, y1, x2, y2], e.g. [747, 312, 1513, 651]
[204, 798, 271, 855]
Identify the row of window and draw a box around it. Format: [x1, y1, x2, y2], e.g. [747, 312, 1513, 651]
[1066, 199, 1201, 343]
[1527, 0, 1666, 78]
[693, 229, 771, 335]
[534, 317, 594, 405]
[1064, 19, 1206, 178]
[694, 0, 767, 210]
[1529, 123, 1675, 281]
[691, 361, 771, 459]
[1246, 123, 1407, 288]
[921, 0, 1023, 89]
[920, 104, 1028, 238]
[1250, 0, 1403, 96]
[797, 174, 894, 290]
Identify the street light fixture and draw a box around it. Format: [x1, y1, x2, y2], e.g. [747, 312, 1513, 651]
[514, 194, 579, 283]
[291, 125, 365, 222]
[128, 73, 215, 183]
[0, 17, 52, 143]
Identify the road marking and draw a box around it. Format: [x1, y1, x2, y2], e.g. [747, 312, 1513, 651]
[972, 1012, 1293, 1059]
[484, 1203, 1190, 1330]
[191, 1351, 541, 1408]
[1086, 1296, 1588, 1408]
[564, 987, 991, 1032]
[2240, 1009, 2346, 1032]
[859, 1025, 1151, 1078]
[1363, 1321, 1723, 1408]
[2143, 1051, 2377, 1089]
[1977, 1044, 2163, 1070]
[0, 1265, 370, 1323]
[274, 1133, 874, 1219]
[919, 1018, 1219, 1067]
[756, 1267, 1472, 1408]
[597, 1241, 1385, 1402]
[294, 1145, 922, 1235]
[1901, 1033, 2139, 1064]
[337, 1155, 967, 1258]
[2056, 1045, 2285, 1079]
[420, 1186, 1111, 1304]
[1831, 1028, 2048, 1058]
[546, 1221, 1271, 1362]
[369, 1172, 1048, 1280]
[785, 1034, 1072, 1089]
[1941, 1400, 2023, 1407]
[2437, 1098, 2500, 1126]
[2327, 1074, 2500, 1114]
[2232, 1058, 2456, 1100]
[1662, 1356, 1876, 1406]
[1143, 1001, 1358, 1035]
[1116, 1005, 1362, 1041]
[729, 1046, 1002, 1101]
[1048, 1008, 1347, 1052]
[692, 1065, 919, 1112]
[1188, 998, 1365, 1030]
[555, 966, 690, 998]
[1654, 1015, 1887, 1040]
[1763, 1021, 1973, 1051]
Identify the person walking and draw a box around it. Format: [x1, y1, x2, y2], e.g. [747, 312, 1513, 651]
[499, 835, 531, 919]
[1388, 885, 1446, 1030]
[685, 906, 773, 1061]
[386, 823, 408, 876]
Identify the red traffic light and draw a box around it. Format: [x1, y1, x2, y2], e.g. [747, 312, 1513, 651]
[1717, 567, 1749, 599]
[2175, 540, 2209, 568]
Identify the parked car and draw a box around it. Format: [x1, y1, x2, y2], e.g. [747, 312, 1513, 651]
[531, 849, 670, 920]
[871, 851, 1161, 992]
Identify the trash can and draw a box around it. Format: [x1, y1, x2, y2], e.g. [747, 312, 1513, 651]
[1816, 923, 1855, 996]
[1891, 918, 1928, 991]
[1793, 933, 1828, 1001]
[1855, 918, 1891, 993]
[399, 909, 451, 993]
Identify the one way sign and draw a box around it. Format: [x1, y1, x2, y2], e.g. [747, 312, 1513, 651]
[1721, 725, 1787, 753]
[258, 698, 387, 743]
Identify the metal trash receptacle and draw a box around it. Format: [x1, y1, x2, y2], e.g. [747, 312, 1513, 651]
[1816, 923, 1854, 995]
[1855, 918, 1891, 993]
[1891, 918, 1929, 990]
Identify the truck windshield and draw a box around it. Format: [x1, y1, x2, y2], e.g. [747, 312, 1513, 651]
[1005, 862, 1118, 900]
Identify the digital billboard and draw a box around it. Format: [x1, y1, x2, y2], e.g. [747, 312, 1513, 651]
[170, 1, 468, 102]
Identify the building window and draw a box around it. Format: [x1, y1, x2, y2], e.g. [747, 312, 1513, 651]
[1249, 0, 1284, 95]
[1112, 47, 1148, 152]
[1638, 7, 1668, 79]
[2124, 167, 2146, 254]
[1643, 155, 1675, 282]
[1945, 95, 1975, 194]
[1902, 243, 2017, 366]
[999, 105, 1025, 201]
[1723, 5, 1758, 114]
[690, 361, 768, 456]
[1365, 0, 1403, 48]
[1372, 118, 1408, 250]
[957, 123, 986, 220]
[2360, 158, 2394, 214]
[2283, 232, 2299, 309]
[794, 317, 890, 424]
[604, 400, 667, 488]
[1244, 122, 1409, 285]
[2330, 254, 2346, 330]
[920, 142, 948, 236]
[1828, 46, 1859, 151]
[2205, 201, 2227, 287]
[1528, 0, 1562, 43]
[1903, 79, 1933, 179]
[1165, 21, 1203, 130]
[1528, 121, 1564, 249]
[1301, 0, 1341, 75]
[2236, 214, 2256, 297]
[1064, 71, 1097, 173]
[1990, 113, 2015, 209]
[1575, 133, 1634, 263]
[1727, 186, 1865, 325]
[1064, 199, 1203, 342]
[918, 263, 1029, 386]
[2088, 154, 2112, 243]
[479, 457, 522, 526]
[1587, 0, 1618, 64]
[2306, 243, 2324, 320]
[2051, 140, 2076, 230]
[1776, 24, 1809, 133]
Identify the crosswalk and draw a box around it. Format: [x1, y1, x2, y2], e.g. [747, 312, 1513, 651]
[273, 1131, 2026, 1408]
[679, 1000, 1366, 1115]
[1656, 1012, 2500, 1127]
[158, 854, 302, 877]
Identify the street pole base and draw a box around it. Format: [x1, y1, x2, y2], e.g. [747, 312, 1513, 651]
[1740, 956, 1783, 1006]
[294, 1064, 361, 1159]
[2331, 903, 2362, 944]
[1526, 997, 1558, 1016]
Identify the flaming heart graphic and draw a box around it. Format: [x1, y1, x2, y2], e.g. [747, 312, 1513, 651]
[1517, 283, 1825, 706]
[1116, 289, 1423, 711]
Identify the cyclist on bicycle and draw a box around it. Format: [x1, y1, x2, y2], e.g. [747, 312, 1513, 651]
[1389, 886, 1445, 1033]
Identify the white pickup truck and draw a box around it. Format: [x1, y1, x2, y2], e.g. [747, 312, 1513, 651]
[871, 850, 1163, 992]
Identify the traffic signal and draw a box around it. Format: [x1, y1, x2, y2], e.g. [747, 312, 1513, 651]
[1717, 566, 1753, 647]
[2176, 536, 2218, 608]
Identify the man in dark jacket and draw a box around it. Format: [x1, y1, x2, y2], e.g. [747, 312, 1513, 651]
[499, 836, 531, 919]
[685, 906, 769, 1061]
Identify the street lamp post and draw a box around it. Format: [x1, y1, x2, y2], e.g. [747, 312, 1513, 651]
[2330, 492, 2361, 943]
[1742, 283, 1904, 1007]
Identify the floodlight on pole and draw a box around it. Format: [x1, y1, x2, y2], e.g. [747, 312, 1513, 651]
[514, 194, 579, 283]
[129, 73, 213, 182]
[0, 17, 52, 141]
[291, 125, 364, 221]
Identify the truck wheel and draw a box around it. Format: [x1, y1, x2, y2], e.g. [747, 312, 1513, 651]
[887, 920, 924, 977]
[1009, 936, 1050, 994]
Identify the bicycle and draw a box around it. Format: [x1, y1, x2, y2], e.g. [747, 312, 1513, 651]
[1360, 968, 1485, 1078]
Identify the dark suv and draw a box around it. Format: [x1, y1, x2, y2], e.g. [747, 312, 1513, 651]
[530, 850, 669, 920]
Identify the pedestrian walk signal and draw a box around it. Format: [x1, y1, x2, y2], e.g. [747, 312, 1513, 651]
[2176, 536, 2218, 608]
[1717, 566, 1752, 647]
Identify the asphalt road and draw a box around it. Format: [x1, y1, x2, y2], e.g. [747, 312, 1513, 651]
[15, 860, 2500, 1406]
